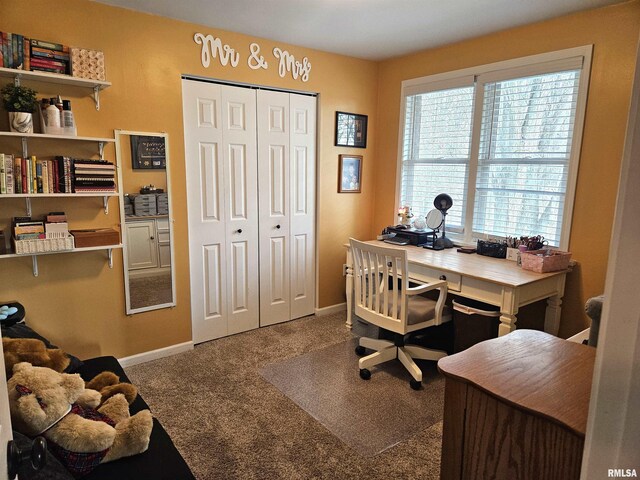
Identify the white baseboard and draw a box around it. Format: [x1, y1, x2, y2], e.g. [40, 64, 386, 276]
[315, 302, 347, 316]
[118, 341, 194, 368]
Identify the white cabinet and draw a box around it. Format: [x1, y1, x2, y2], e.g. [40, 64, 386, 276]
[182, 79, 316, 344]
[125, 217, 171, 273]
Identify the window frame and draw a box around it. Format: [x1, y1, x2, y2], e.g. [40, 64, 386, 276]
[395, 46, 593, 250]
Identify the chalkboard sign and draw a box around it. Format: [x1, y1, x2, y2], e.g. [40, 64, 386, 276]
[131, 135, 166, 169]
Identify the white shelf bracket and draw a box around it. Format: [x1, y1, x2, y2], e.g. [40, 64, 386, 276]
[25, 197, 32, 217]
[14, 75, 20, 87]
[32, 256, 38, 277]
[103, 196, 109, 215]
[98, 141, 105, 160]
[107, 248, 113, 268]
[21, 136, 28, 158]
[93, 86, 101, 111]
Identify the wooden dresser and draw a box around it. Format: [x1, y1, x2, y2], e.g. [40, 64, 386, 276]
[438, 330, 595, 480]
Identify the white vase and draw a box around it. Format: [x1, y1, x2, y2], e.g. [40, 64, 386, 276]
[8, 112, 33, 133]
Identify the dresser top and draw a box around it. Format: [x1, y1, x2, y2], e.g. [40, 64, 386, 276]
[438, 330, 594, 436]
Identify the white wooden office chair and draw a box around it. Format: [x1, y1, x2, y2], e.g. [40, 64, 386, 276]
[350, 238, 451, 390]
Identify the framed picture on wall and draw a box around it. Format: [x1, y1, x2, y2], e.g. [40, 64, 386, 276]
[338, 154, 363, 193]
[335, 111, 368, 148]
[131, 135, 166, 169]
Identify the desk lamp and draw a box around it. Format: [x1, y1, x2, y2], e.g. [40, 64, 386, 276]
[434, 193, 454, 249]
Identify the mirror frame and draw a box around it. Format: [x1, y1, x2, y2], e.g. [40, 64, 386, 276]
[115, 129, 176, 314]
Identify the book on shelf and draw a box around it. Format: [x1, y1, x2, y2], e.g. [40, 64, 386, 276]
[0, 154, 5, 194]
[4, 154, 14, 194]
[31, 46, 70, 61]
[46, 212, 67, 223]
[14, 156, 21, 194]
[31, 38, 68, 53]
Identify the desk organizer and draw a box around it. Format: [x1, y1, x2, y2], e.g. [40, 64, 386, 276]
[476, 240, 507, 258]
[520, 249, 572, 273]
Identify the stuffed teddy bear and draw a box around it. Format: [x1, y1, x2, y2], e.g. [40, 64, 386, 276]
[7, 362, 153, 477]
[3, 337, 70, 376]
[3, 337, 138, 405]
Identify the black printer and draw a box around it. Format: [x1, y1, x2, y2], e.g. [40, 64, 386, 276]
[384, 226, 435, 246]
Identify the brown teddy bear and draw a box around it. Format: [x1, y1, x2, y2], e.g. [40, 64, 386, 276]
[3, 337, 138, 405]
[3, 337, 70, 376]
[8, 362, 153, 477]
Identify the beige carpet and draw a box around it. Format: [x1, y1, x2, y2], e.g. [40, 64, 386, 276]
[126, 313, 444, 480]
[260, 338, 444, 456]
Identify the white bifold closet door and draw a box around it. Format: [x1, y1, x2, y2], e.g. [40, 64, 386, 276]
[257, 90, 316, 326]
[183, 79, 316, 344]
[183, 80, 260, 343]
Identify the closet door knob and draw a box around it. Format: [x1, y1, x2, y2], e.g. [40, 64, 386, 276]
[276, 224, 281, 229]
[150, 236, 155, 240]
[236, 229, 243, 234]
[439, 275, 447, 281]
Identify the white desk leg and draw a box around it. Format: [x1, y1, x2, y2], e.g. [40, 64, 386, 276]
[543, 274, 565, 336]
[345, 248, 353, 329]
[346, 268, 353, 329]
[498, 313, 517, 337]
[499, 287, 518, 337]
[544, 295, 562, 336]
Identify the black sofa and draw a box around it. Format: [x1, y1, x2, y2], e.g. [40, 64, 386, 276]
[2, 317, 195, 480]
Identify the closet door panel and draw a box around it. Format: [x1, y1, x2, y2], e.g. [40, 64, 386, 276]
[290, 94, 316, 319]
[221, 85, 259, 335]
[258, 90, 291, 326]
[182, 79, 228, 342]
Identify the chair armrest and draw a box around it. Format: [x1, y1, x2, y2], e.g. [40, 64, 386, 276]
[406, 280, 447, 296]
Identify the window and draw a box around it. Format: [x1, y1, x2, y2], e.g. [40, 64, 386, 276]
[399, 48, 591, 248]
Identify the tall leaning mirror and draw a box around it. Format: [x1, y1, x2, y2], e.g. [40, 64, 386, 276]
[115, 130, 176, 314]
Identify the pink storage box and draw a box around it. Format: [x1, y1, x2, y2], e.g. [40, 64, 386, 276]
[520, 249, 572, 273]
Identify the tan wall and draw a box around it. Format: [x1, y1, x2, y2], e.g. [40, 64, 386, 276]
[0, 0, 378, 358]
[373, 1, 640, 338]
[1, 0, 637, 357]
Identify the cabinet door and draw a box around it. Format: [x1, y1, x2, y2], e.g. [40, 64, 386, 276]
[257, 90, 291, 326]
[156, 218, 172, 268]
[289, 94, 316, 319]
[125, 220, 158, 270]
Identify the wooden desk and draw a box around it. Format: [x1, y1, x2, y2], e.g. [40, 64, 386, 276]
[437, 330, 594, 480]
[345, 241, 568, 336]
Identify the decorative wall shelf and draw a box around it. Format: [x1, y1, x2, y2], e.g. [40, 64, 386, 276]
[0, 66, 111, 110]
[0, 244, 123, 277]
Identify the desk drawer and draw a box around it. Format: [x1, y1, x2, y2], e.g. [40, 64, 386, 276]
[409, 264, 462, 292]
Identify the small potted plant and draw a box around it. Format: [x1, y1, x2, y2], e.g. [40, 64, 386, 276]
[1, 83, 38, 133]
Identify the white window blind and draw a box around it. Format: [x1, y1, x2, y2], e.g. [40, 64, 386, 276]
[473, 70, 581, 246]
[398, 49, 589, 248]
[400, 86, 474, 230]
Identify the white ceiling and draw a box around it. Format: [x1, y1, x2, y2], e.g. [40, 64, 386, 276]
[93, 0, 624, 60]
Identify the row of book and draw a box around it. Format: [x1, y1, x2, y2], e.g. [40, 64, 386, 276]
[0, 32, 70, 75]
[0, 155, 116, 194]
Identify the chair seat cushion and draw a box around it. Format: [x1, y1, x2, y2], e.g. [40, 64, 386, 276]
[387, 295, 445, 325]
[407, 296, 437, 325]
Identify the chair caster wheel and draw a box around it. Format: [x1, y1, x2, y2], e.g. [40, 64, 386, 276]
[410, 379, 421, 390]
[360, 368, 371, 380]
[355, 345, 366, 356]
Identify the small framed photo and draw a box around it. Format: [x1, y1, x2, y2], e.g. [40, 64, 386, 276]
[131, 135, 166, 170]
[335, 111, 367, 148]
[338, 154, 363, 193]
